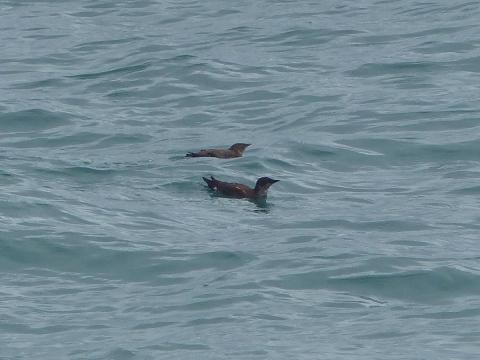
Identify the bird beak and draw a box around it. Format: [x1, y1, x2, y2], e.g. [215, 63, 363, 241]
[271, 179, 279, 183]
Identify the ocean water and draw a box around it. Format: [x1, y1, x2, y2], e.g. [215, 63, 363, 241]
[1, 0, 480, 359]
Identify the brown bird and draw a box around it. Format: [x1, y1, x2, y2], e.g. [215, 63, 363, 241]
[202, 176, 279, 199]
[186, 143, 251, 159]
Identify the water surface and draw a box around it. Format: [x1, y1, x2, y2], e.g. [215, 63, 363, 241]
[1, 0, 480, 359]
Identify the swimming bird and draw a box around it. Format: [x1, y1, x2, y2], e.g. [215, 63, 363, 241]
[186, 143, 251, 159]
[202, 176, 279, 199]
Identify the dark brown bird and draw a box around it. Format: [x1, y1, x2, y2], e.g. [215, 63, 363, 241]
[202, 176, 279, 199]
[186, 143, 251, 159]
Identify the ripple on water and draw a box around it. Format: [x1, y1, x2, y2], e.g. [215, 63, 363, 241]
[68, 62, 151, 80]
[264, 266, 480, 303]
[5, 132, 105, 149]
[34, 165, 119, 184]
[449, 185, 480, 195]
[276, 219, 433, 232]
[0, 109, 72, 132]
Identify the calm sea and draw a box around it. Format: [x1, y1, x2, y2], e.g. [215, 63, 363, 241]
[1, 0, 480, 359]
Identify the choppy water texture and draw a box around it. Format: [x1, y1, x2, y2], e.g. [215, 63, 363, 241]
[1, 0, 480, 359]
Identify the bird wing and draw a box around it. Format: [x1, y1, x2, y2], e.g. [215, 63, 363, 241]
[195, 148, 225, 157]
[217, 182, 253, 198]
[187, 148, 238, 158]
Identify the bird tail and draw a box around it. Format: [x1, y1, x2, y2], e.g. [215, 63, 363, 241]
[185, 152, 199, 157]
[202, 176, 217, 189]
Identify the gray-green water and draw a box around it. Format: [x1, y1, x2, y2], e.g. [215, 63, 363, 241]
[1, 1, 480, 359]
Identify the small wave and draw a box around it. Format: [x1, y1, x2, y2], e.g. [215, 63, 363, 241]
[91, 134, 153, 149]
[72, 37, 143, 52]
[353, 26, 468, 45]
[5, 132, 104, 149]
[131, 321, 175, 330]
[34, 165, 119, 184]
[166, 294, 264, 312]
[449, 185, 480, 195]
[255, 28, 361, 47]
[0, 109, 72, 132]
[68, 63, 150, 80]
[0, 323, 77, 335]
[348, 61, 442, 78]
[142, 343, 210, 351]
[11, 78, 67, 89]
[182, 316, 237, 327]
[264, 266, 480, 303]
[276, 219, 432, 232]
[339, 138, 480, 164]
[443, 170, 480, 179]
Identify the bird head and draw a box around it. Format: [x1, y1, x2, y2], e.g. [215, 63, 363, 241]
[229, 143, 251, 154]
[254, 177, 279, 197]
